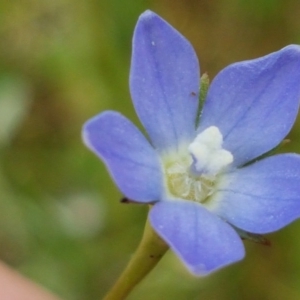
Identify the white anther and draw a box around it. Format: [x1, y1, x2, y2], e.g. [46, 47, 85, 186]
[188, 126, 233, 175]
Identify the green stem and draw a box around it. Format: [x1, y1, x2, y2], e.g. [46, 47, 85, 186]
[103, 217, 169, 300]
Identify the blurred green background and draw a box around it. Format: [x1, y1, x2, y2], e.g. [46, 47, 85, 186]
[1, 0, 300, 299]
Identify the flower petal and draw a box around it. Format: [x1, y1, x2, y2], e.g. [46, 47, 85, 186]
[198, 45, 300, 167]
[149, 200, 245, 275]
[213, 154, 300, 233]
[82, 111, 163, 202]
[130, 10, 200, 152]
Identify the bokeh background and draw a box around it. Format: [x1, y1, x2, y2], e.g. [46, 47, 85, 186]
[1, 0, 300, 299]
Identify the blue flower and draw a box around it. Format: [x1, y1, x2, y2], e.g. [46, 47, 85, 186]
[82, 10, 300, 275]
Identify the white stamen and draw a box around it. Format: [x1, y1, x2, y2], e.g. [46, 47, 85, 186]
[164, 126, 233, 204]
[188, 126, 233, 176]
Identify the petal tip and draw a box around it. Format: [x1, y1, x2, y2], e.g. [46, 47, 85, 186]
[187, 244, 245, 276]
[278, 44, 300, 62]
[138, 10, 158, 22]
[81, 111, 119, 153]
[136, 10, 166, 33]
[282, 44, 300, 54]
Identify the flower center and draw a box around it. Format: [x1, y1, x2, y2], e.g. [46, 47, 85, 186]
[164, 126, 233, 203]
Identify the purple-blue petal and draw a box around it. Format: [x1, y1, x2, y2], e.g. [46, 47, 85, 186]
[130, 10, 200, 152]
[198, 45, 300, 167]
[82, 111, 163, 202]
[149, 200, 245, 275]
[213, 154, 300, 233]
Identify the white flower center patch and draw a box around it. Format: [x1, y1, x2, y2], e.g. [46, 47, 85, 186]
[165, 126, 233, 203]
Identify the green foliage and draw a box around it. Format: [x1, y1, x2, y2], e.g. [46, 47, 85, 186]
[197, 72, 210, 126]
